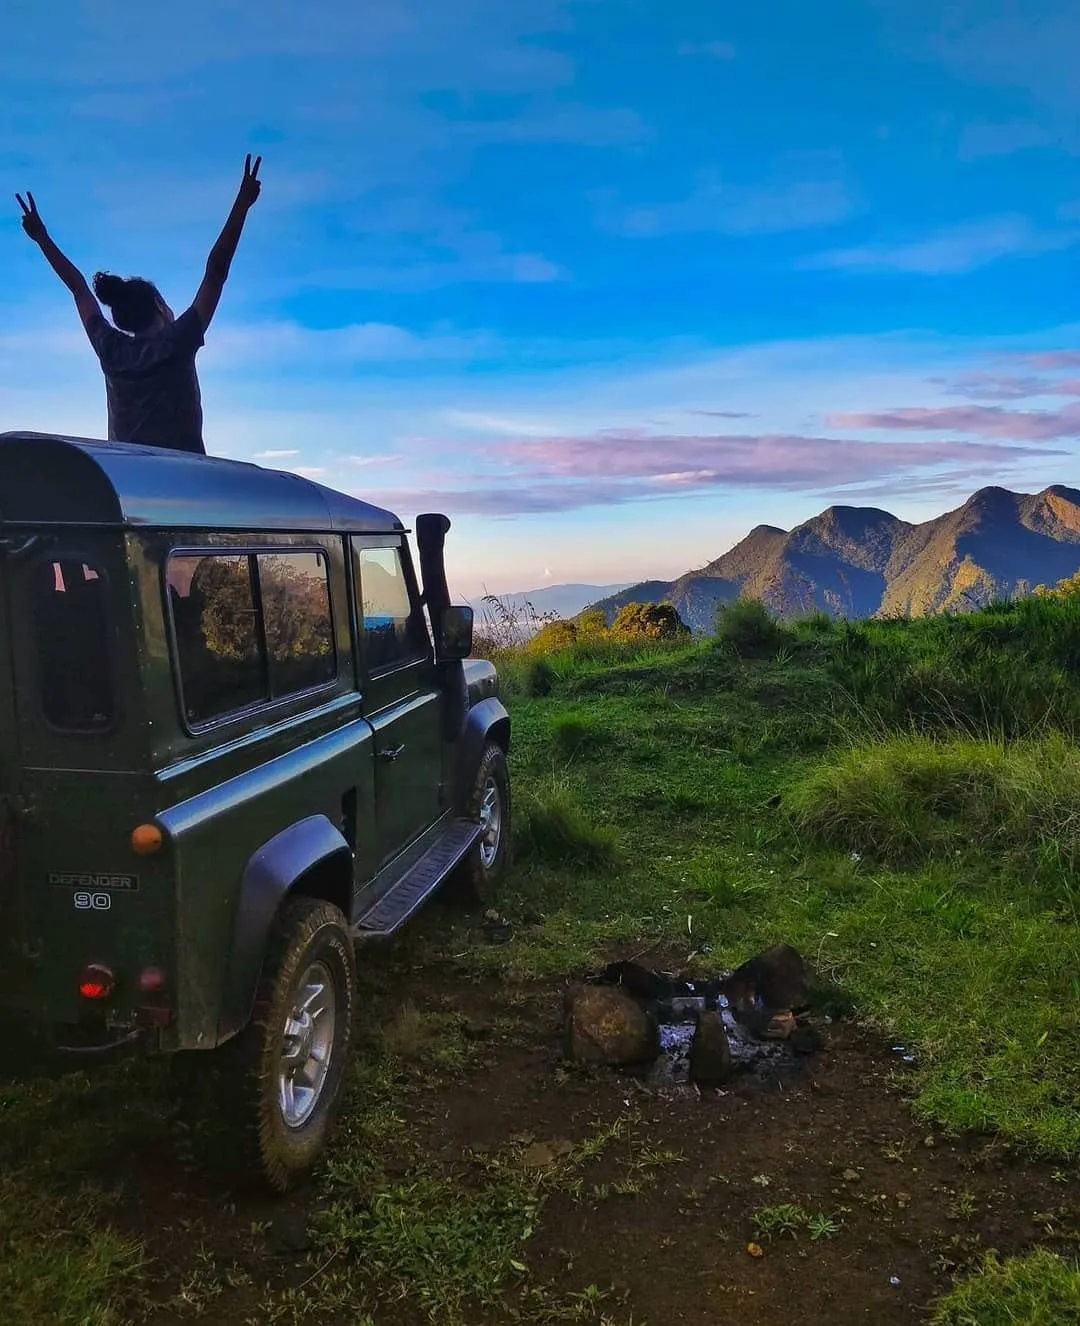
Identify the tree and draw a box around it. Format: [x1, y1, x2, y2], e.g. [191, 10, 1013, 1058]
[610, 601, 689, 640]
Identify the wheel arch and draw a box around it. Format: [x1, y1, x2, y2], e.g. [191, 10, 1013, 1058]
[217, 815, 353, 1044]
[455, 696, 510, 812]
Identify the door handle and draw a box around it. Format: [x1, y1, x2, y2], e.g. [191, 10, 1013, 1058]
[381, 743, 406, 762]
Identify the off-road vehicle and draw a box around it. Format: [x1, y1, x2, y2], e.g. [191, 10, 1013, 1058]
[0, 431, 510, 1189]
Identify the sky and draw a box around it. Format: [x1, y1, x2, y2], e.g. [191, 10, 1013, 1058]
[2, 0, 1079, 597]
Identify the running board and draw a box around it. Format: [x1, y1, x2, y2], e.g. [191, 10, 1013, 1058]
[351, 818, 481, 938]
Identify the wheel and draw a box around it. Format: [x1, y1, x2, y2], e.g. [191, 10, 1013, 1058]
[459, 742, 511, 904]
[231, 896, 356, 1192]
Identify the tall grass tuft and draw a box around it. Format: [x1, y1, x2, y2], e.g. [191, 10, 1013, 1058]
[515, 780, 619, 871]
[788, 730, 1080, 871]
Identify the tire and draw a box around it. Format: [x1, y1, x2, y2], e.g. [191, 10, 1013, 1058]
[458, 742, 511, 904]
[230, 896, 356, 1192]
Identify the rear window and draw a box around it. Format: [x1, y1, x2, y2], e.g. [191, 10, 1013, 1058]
[166, 549, 335, 726]
[34, 559, 114, 732]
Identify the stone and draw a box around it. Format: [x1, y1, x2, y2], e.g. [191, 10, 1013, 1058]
[688, 1010, 733, 1086]
[521, 1138, 575, 1168]
[762, 1010, 796, 1040]
[724, 943, 810, 1023]
[564, 983, 659, 1066]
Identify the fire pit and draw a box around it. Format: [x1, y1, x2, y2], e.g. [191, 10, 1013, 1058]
[564, 945, 824, 1088]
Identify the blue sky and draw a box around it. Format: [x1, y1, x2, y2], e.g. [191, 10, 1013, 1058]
[3, 0, 1079, 595]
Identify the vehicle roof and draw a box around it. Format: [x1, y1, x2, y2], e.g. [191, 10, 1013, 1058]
[0, 432, 404, 533]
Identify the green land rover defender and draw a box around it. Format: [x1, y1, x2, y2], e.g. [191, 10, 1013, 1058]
[0, 431, 511, 1189]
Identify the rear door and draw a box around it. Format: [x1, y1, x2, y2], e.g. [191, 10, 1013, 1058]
[0, 538, 27, 1008]
[352, 539, 442, 863]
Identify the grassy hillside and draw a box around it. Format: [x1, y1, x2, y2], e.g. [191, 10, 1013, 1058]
[2, 595, 1079, 1324]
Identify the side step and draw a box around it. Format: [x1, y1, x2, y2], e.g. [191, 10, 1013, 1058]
[351, 818, 481, 939]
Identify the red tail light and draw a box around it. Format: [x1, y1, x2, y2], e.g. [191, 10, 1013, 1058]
[79, 963, 115, 1000]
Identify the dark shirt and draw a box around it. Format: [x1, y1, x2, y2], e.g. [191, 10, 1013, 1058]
[85, 307, 206, 454]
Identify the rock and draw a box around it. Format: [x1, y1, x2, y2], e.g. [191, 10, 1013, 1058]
[688, 1010, 733, 1086]
[521, 1138, 575, 1168]
[724, 943, 810, 1023]
[564, 984, 659, 1066]
[762, 1010, 796, 1040]
[595, 960, 684, 1002]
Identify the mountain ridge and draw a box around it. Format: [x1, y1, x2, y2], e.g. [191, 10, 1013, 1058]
[588, 485, 1080, 631]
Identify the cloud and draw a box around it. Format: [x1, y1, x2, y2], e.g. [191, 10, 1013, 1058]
[829, 404, 1080, 442]
[252, 448, 300, 459]
[449, 103, 648, 148]
[687, 409, 754, 419]
[357, 420, 1059, 517]
[677, 40, 736, 59]
[942, 373, 1080, 402]
[210, 320, 492, 367]
[808, 216, 1078, 275]
[1020, 350, 1080, 370]
[957, 121, 1058, 161]
[346, 453, 401, 466]
[603, 153, 855, 238]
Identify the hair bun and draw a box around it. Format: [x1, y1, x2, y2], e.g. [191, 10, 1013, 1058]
[92, 271, 125, 306]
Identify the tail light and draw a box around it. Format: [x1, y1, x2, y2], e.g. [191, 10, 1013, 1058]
[79, 962, 115, 1000]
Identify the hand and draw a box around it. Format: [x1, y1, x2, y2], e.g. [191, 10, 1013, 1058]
[16, 192, 47, 243]
[237, 154, 262, 210]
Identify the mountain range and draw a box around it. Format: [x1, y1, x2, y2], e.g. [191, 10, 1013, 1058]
[468, 583, 633, 622]
[589, 485, 1080, 632]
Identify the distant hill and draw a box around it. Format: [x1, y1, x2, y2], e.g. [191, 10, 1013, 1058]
[587, 485, 1080, 632]
[469, 583, 634, 622]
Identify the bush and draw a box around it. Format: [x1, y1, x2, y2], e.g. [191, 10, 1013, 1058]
[715, 597, 793, 657]
[576, 608, 609, 639]
[502, 656, 555, 698]
[788, 731, 1080, 869]
[515, 783, 619, 870]
[932, 1249, 1080, 1326]
[527, 619, 578, 653]
[610, 601, 689, 640]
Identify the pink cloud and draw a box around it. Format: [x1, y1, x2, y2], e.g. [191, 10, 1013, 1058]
[942, 373, 1080, 401]
[829, 404, 1080, 441]
[359, 427, 1062, 516]
[1022, 350, 1080, 370]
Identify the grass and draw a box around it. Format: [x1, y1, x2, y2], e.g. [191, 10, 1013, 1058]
[3, 594, 1080, 1323]
[931, 1249, 1080, 1325]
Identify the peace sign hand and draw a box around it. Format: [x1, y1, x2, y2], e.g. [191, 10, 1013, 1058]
[237, 154, 262, 210]
[16, 191, 47, 243]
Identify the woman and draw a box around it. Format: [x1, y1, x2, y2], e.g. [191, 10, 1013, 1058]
[16, 155, 262, 454]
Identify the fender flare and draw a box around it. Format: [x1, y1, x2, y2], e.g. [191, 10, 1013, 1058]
[455, 697, 511, 811]
[217, 815, 353, 1043]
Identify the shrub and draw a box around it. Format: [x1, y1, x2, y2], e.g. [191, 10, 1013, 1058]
[610, 601, 689, 640]
[527, 619, 578, 653]
[931, 1249, 1080, 1326]
[715, 597, 793, 657]
[501, 656, 555, 698]
[576, 607, 609, 639]
[515, 782, 619, 870]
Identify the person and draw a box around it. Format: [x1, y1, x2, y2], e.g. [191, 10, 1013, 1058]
[15, 155, 263, 454]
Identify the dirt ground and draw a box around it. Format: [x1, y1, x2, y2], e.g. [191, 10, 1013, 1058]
[103, 969, 1078, 1326]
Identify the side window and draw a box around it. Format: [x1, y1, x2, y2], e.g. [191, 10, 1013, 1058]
[166, 548, 337, 727]
[34, 558, 114, 731]
[258, 551, 335, 695]
[354, 544, 428, 673]
[167, 554, 266, 724]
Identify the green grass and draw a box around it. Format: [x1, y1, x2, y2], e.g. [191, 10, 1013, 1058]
[931, 1249, 1080, 1325]
[3, 594, 1080, 1324]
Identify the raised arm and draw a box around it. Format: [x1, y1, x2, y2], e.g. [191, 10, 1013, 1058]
[192, 155, 262, 330]
[16, 192, 102, 331]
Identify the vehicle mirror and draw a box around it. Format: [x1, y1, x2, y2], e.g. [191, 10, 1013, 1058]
[439, 605, 474, 660]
